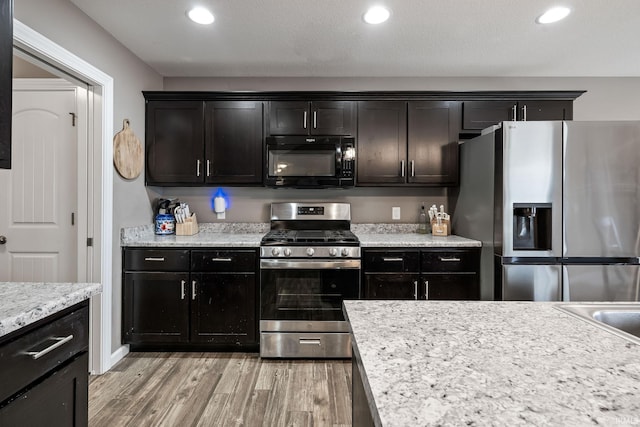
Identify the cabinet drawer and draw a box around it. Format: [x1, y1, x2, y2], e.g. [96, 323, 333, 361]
[191, 250, 256, 272]
[421, 248, 480, 273]
[0, 303, 89, 403]
[125, 249, 189, 271]
[363, 250, 419, 272]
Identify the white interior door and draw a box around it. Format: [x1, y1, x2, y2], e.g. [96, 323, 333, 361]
[0, 82, 78, 282]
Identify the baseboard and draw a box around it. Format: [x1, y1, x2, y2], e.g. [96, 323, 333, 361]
[109, 344, 130, 370]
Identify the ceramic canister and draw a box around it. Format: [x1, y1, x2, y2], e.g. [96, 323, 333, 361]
[155, 214, 176, 235]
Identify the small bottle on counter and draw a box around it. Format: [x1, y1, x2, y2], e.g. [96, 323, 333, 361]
[417, 203, 428, 234]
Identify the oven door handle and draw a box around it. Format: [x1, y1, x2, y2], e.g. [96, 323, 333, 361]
[260, 259, 361, 269]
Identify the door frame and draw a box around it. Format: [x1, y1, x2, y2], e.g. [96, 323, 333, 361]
[13, 19, 114, 374]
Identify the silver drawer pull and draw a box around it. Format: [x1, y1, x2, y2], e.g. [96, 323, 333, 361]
[299, 339, 321, 346]
[25, 335, 74, 360]
[382, 257, 404, 262]
[144, 257, 165, 262]
[439, 256, 461, 262]
[211, 258, 233, 262]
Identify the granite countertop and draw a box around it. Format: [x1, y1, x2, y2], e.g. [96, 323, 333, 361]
[0, 282, 102, 338]
[121, 223, 481, 248]
[344, 300, 640, 426]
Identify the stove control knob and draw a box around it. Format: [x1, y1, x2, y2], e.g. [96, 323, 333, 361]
[283, 248, 292, 257]
[271, 248, 281, 257]
[329, 248, 338, 257]
[341, 248, 350, 257]
[306, 247, 315, 257]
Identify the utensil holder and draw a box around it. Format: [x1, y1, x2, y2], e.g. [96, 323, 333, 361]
[431, 219, 450, 236]
[176, 213, 199, 236]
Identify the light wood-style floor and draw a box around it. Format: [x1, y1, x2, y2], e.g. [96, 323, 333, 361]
[89, 352, 352, 427]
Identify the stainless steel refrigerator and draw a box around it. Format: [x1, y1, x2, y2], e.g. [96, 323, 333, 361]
[453, 121, 640, 301]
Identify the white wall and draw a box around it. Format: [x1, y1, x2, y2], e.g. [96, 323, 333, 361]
[14, 0, 163, 354]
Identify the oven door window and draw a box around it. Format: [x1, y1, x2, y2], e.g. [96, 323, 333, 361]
[261, 268, 359, 321]
[267, 145, 336, 177]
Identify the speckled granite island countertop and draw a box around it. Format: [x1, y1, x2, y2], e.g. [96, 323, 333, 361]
[344, 300, 640, 426]
[121, 223, 481, 248]
[0, 282, 102, 338]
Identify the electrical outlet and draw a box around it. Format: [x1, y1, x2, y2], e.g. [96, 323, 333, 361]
[392, 207, 401, 220]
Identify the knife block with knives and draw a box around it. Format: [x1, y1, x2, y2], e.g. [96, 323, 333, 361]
[429, 204, 451, 236]
[176, 213, 199, 236]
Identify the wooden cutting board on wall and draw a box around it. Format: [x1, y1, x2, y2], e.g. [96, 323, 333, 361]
[113, 119, 143, 179]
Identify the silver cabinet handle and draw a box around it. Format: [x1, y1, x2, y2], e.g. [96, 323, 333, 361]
[313, 111, 317, 129]
[144, 257, 165, 262]
[410, 160, 415, 177]
[207, 159, 211, 177]
[522, 104, 527, 121]
[299, 338, 321, 346]
[192, 280, 197, 300]
[414, 280, 418, 300]
[511, 104, 517, 121]
[382, 257, 404, 262]
[25, 335, 74, 360]
[196, 159, 201, 177]
[425, 280, 429, 300]
[303, 111, 307, 129]
[439, 256, 461, 262]
[400, 160, 405, 177]
[211, 257, 233, 262]
[181, 280, 186, 300]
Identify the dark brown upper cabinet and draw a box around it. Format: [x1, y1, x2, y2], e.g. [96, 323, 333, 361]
[145, 100, 204, 185]
[462, 100, 573, 132]
[357, 100, 460, 186]
[268, 101, 355, 136]
[145, 99, 263, 185]
[205, 101, 263, 184]
[0, 0, 12, 169]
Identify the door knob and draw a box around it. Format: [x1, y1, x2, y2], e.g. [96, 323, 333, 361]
[0, 236, 6, 244]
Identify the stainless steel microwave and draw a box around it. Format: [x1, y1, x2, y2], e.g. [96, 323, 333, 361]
[265, 136, 356, 188]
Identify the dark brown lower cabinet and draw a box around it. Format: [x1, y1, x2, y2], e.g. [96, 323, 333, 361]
[0, 302, 89, 426]
[0, 353, 88, 426]
[122, 247, 258, 350]
[363, 247, 480, 300]
[191, 272, 256, 344]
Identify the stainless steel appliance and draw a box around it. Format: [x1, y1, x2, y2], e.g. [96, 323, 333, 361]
[260, 202, 360, 358]
[453, 121, 640, 301]
[264, 136, 356, 188]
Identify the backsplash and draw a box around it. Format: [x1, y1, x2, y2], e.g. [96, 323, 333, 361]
[146, 186, 449, 224]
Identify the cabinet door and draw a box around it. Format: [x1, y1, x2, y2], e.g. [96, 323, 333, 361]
[123, 272, 190, 344]
[0, 353, 88, 427]
[519, 100, 573, 121]
[461, 100, 516, 131]
[191, 273, 257, 344]
[422, 274, 479, 300]
[205, 101, 263, 184]
[145, 100, 204, 185]
[408, 101, 460, 185]
[357, 101, 407, 184]
[363, 273, 420, 299]
[269, 101, 309, 135]
[311, 101, 355, 135]
[0, 0, 11, 169]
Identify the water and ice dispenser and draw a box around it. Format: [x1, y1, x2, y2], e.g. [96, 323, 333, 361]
[513, 203, 552, 250]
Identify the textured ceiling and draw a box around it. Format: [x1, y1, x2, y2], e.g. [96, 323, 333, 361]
[69, 0, 640, 78]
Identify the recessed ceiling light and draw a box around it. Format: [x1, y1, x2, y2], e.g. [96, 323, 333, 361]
[187, 7, 215, 25]
[363, 6, 390, 24]
[536, 6, 570, 24]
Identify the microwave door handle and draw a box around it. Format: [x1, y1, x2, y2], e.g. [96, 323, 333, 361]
[313, 111, 317, 129]
[303, 111, 307, 129]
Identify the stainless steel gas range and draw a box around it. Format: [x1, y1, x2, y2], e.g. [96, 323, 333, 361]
[259, 202, 360, 358]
